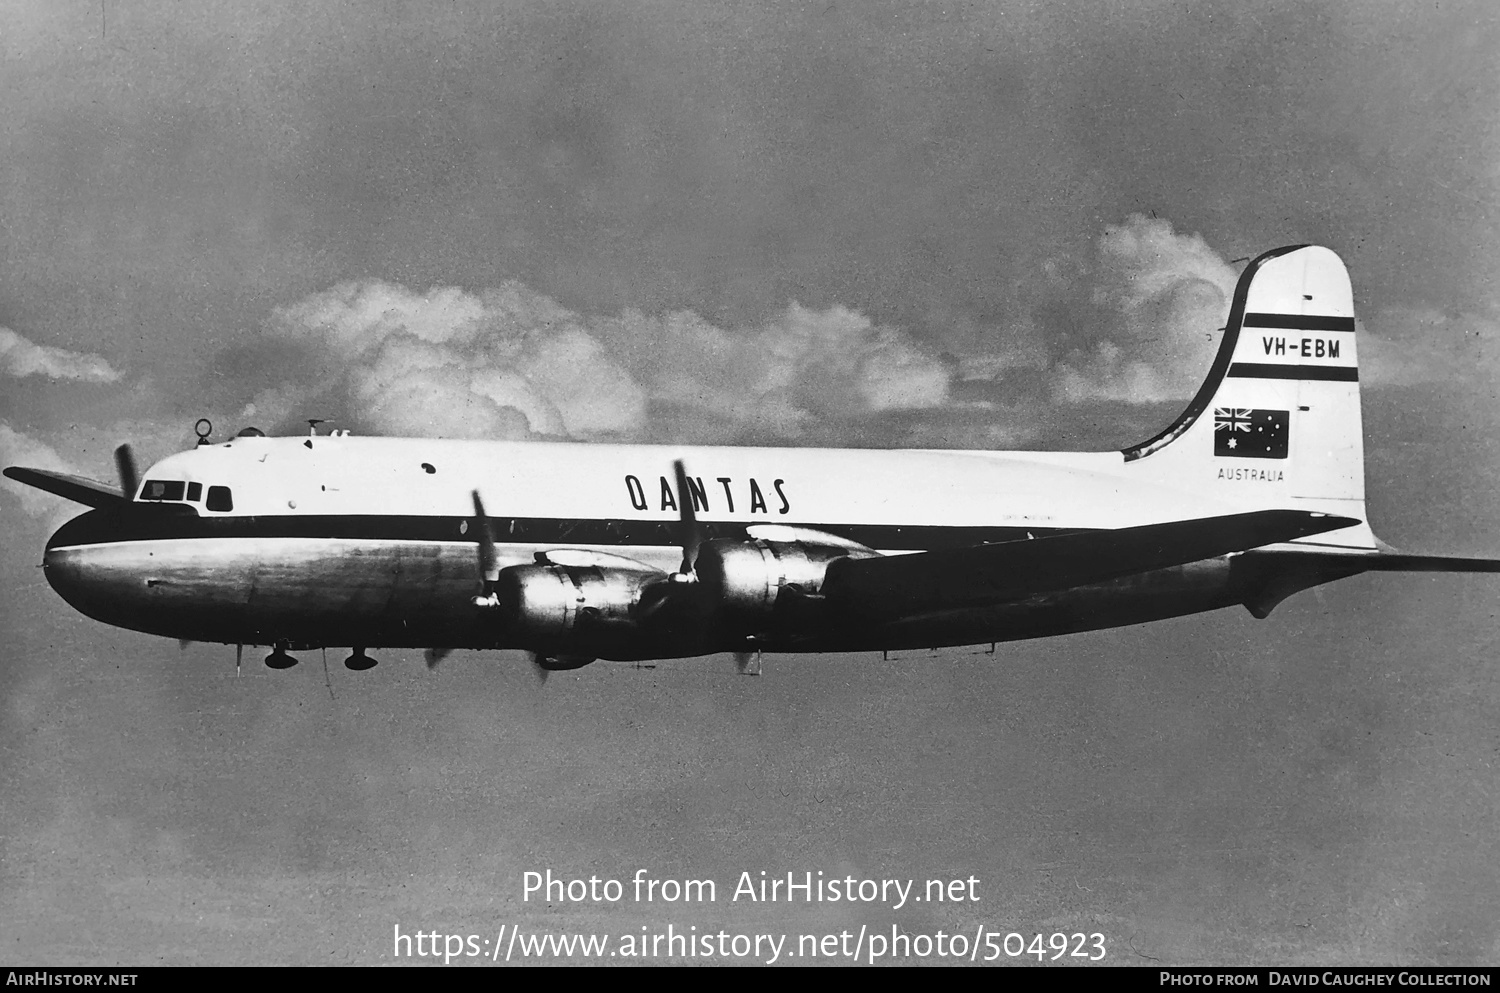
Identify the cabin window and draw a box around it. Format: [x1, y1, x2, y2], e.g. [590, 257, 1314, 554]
[186, 482, 203, 502]
[206, 486, 234, 512]
[141, 479, 186, 501]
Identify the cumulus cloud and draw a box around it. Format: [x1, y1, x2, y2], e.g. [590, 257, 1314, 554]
[754, 303, 950, 415]
[0, 328, 122, 382]
[353, 343, 535, 441]
[264, 279, 952, 445]
[0, 422, 79, 523]
[0, 414, 205, 530]
[0, 214, 1288, 461]
[229, 215, 1273, 451]
[266, 280, 649, 440]
[1031, 216, 1498, 409]
[1049, 214, 1237, 404]
[590, 301, 952, 443]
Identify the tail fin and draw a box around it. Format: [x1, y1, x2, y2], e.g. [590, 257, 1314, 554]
[1122, 245, 1373, 549]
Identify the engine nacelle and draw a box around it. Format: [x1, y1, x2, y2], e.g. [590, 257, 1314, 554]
[494, 563, 657, 640]
[694, 538, 852, 621]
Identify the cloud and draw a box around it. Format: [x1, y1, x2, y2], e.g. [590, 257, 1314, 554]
[756, 303, 951, 415]
[264, 279, 952, 445]
[590, 300, 953, 443]
[229, 214, 1275, 451]
[0, 422, 78, 523]
[265, 280, 647, 440]
[0, 214, 1335, 461]
[0, 416, 205, 530]
[352, 340, 535, 441]
[1359, 307, 1500, 390]
[1053, 340, 1183, 405]
[274, 281, 495, 355]
[1049, 214, 1237, 404]
[0, 328, 122, 382]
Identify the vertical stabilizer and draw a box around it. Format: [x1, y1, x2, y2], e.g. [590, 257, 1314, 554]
[1122, 245, 1373, 549]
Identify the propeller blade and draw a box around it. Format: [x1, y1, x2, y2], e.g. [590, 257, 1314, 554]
[672, 459, 703, 576]
[471, 490, 498, 583]
[114, 444, 139, 500]
[424, 647, 453, 670]
[528, 651, 549, 685]
[632, 459, 710, 629]
[734, 650, 762, 676]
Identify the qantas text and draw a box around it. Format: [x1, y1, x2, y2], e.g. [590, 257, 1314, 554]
[625, 475, 790, 515]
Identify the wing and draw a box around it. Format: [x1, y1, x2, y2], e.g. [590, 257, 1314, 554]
[2, 466, 125, 509]
[820, 509, 1361, 616]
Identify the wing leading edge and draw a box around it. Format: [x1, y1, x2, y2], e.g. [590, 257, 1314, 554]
[820, 509, 1361, 617]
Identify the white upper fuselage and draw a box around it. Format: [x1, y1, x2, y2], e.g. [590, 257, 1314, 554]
[44, 432, 1291, 655]
[142, 433, 1250, 541]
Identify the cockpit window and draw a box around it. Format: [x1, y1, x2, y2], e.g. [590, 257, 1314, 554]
[186, 482, 202, 502]
[206, 486, 233, 512]
[141, 480, 186, 501]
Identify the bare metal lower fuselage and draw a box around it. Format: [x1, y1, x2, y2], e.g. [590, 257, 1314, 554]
[43, 516, 1357, 659]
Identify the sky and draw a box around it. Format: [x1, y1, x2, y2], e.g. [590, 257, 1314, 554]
[2, 0, 1499, 966]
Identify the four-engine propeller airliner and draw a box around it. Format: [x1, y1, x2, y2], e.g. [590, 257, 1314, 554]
[8, 245, 1500, 676]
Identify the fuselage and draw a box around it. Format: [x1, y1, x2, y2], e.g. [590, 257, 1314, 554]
[29, 244, 1478, 662]
[41, 433, 1306, 658]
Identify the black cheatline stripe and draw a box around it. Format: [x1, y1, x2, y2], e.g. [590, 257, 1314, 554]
[1242, 313, 1356, 332]
[1226, 363, 1359, 382]
[46, 508, 1086, 552]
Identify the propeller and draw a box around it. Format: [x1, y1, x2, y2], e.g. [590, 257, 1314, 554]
[734, 650, 761, 676]
[637, 459, 708, 623]
[671, 459, 703, 579]
[429, 490, 501, 671]
[471, 489, 499, 601]
[441, 469, 704, 675]
[114, 444, 139, 500]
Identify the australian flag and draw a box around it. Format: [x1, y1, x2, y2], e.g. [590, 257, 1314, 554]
[1214, 408, 1289, 459]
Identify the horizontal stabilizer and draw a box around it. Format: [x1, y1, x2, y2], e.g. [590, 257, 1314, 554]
[2, 466, 124, 509]
[1362, 554, 1500, 572]
[822, 510, 1360, 616]
[1247, 548, 1500, 573]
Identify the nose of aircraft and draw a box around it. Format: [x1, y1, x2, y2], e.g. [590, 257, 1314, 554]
[42, 510, 137, 623]
[45, 512, 97, 610]
[41, 506, 251, 645]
